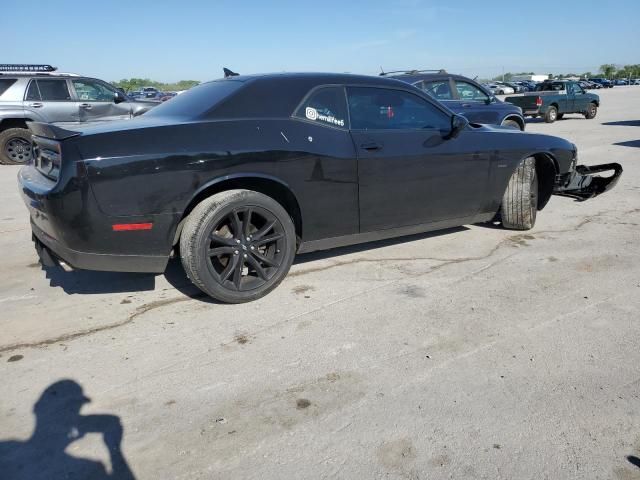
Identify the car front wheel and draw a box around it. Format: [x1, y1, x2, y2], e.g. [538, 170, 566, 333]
[500, 157, 538, 230]
[584, 103, 597, 119]
[180, 189, 296, 303]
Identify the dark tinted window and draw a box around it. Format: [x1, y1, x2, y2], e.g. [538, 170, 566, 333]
[36, 79, 71, 100]
[347, 87, 450, 131]
[25, 81, 41, 101]
[294, 86, 348, 128]
[0, 79, 17, 97]
[145, 80, 244, 118]
[422, 80, 453, 100]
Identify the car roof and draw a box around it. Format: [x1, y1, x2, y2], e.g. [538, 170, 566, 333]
[384, 72, 482, 85]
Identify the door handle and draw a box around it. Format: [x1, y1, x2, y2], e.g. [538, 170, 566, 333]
[29, 102, 43, 108]
[360, 142, 381, 151]
[80, 103, 92, 110]
[461, 103, 472, 107]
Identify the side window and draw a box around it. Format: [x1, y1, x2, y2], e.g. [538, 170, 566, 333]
[294, 86, 348, 128]
[36, 79, 71, 101]
[572, 84, 583, 94]
[455, 81, 489, 102]
[0, 79, 17, 97]
[422, 80, 453, 100]
[347, 87, 450, 131]
[72, 79, 117, 102]
[25, 80, 41, 101]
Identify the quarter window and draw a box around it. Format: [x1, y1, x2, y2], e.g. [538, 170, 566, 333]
[454, 81, 489, 102]
[422, 80, 453, 100]
[73, 79, 117, 101]
[25, 80, 41, 101]
[294, 86, 348, 128]
[33, 79, 71, 101]
[347, 87, 450, 131]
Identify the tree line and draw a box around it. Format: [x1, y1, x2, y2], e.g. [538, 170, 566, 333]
[492, 64, 640, 82]
[110, 78, 200, 93]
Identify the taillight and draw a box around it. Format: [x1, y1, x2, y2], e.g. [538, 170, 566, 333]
[33, 136, 61, 180]
[535, 97, 543, 107]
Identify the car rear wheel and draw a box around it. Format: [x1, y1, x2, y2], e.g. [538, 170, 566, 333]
[544, 106, 558, 123]
[501, 119, 522, 130]
[0, 128, 32, 165]
[500, 157, 538, 230]
[180, 189, 296, 303]
[584, 103, 597, 119]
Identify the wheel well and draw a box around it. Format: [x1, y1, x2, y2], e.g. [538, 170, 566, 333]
[503, 115, 524, 130]
[591, 100, 599, 107]
[549, 103, 559, 110]
[533, 153, 557, 210]
[0, 118, 29, 132]
[176, 177, 303, 244]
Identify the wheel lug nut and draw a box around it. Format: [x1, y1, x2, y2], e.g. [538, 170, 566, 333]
[235, 239, 241, 243]
[250, 246, 255, 250]
[234, 250, 239, 255]
[243, 254, 248, 258]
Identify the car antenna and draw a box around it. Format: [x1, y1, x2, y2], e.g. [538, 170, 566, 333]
[379, 66, 385, 76]
[223, 67, 239, 78]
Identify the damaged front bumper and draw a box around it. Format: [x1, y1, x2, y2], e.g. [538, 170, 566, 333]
[554, 163, 623, 201]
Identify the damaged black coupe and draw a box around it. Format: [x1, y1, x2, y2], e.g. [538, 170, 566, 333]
[19, 73, 621, 303]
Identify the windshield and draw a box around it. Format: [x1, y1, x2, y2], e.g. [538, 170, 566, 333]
[144, 79, 246, 119]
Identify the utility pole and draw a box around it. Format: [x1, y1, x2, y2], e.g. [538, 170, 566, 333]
[502, 66, 505, 82]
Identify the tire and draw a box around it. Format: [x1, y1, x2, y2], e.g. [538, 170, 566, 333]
[544, 106, 558, 123]
[557, 113, 564, 120]
[584, 103, 597, 119]
[501, 119, 522, 130]
[500, 157, 538, 230]
[0, 128, 32, 165]
[180, 189, 296, 303]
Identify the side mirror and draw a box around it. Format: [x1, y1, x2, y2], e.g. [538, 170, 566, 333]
[114, 91, 126, 104]
[445, 114, 469, 140]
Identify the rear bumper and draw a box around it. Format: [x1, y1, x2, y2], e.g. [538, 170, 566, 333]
[554, 163, 623, 201]
[19, 164, 173, 273]
[31, 221, 168, 273]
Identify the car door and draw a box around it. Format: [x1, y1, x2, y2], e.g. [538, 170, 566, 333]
[24, 78, 80, 124]
[451, 79, 499, 125]
[347, 86, 491, 232]
[70, 78, 132, 122]
[569, 83, 587, 112]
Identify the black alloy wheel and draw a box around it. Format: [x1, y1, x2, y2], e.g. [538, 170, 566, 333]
[205, 206, 286, 292]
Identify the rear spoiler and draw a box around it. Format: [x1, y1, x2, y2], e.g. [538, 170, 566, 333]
[27, 121, 81, 140]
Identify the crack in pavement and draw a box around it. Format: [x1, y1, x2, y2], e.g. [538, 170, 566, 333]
[1, 207, 637, 354]
[0, 296, 197, 354]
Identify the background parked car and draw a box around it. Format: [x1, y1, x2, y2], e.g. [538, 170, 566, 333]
[486, 83, 515, 95]
[590, 78, 613, 88]
[0, 64, 159, 164]
[384, 70, 525, 129]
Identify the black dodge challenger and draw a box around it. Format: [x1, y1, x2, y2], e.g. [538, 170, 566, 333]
[20, 73, 621, 303]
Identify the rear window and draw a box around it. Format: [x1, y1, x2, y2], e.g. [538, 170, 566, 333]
[144, 80, 245, 118]
[0, 79, 17, 97]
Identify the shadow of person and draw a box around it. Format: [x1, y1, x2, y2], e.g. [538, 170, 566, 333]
[0, 380, 135, 479]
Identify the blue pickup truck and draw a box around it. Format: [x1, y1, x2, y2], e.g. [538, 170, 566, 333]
[505, 80, 599, 123]
[384, 69, 526, 130]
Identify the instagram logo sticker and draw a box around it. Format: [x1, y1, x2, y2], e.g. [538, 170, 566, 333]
[305, 107, 318, 121]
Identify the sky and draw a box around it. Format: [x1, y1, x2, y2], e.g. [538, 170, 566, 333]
[2, 0, 638, 82]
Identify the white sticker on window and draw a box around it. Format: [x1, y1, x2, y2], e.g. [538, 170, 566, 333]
[305, 106, 345, 127]
[305, 107, 318, 120]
